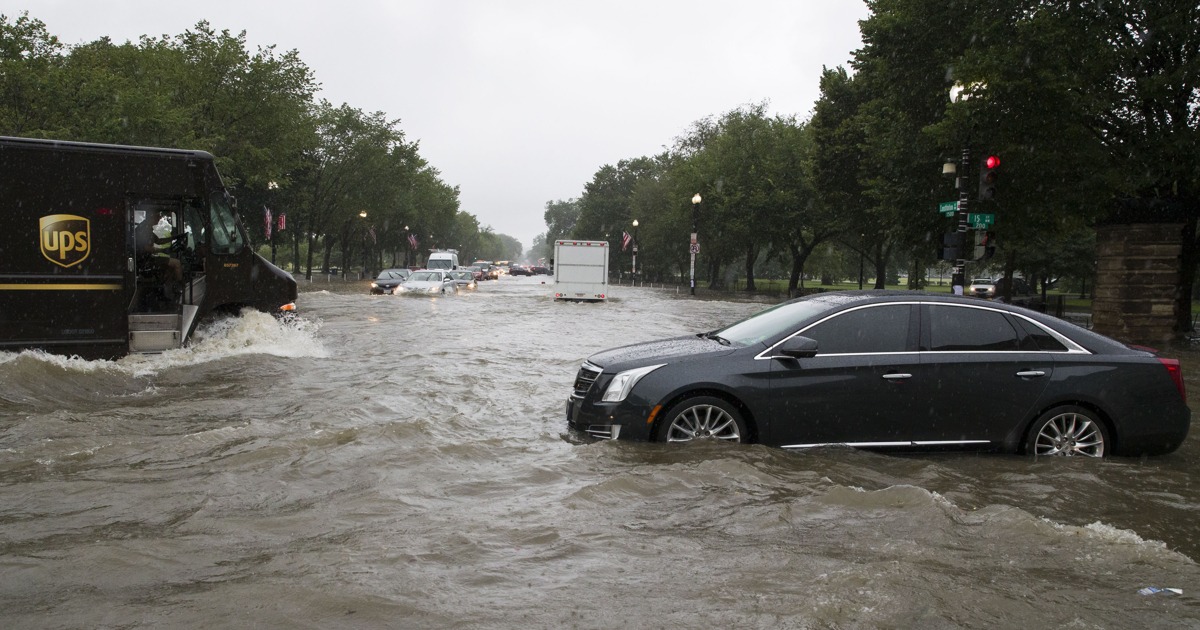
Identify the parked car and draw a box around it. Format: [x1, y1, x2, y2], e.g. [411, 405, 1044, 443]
[966, 278, 996, 299]
[370, 268, 411, 294]
[566, 291, 1189, 457]
[393, 270, 458, 295]
[988, 276, 1046, 307]
[449, 270, 478, 290]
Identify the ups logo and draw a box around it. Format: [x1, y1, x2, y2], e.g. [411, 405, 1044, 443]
[40, 214, 91, 268]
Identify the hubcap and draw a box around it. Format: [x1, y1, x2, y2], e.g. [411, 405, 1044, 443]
[666, 404, 741, 443]
[1034, 412, 1105, 457]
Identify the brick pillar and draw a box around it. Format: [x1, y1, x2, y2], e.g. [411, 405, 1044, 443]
[1091, 223, 1183, 345]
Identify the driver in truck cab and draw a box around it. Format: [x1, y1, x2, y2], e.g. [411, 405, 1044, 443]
[146, 209, 184, 285]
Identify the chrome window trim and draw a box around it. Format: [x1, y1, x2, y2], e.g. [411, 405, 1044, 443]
[756, 300, 1091, 360]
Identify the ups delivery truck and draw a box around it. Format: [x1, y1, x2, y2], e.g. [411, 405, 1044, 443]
[0, 136, 298, 359]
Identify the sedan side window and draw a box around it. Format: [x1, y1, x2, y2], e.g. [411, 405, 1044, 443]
[801, 305, 911, 354]
[928, 305, 1020, 351]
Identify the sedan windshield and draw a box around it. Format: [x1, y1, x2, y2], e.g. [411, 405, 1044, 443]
[409, 271, 439, 282]
[711, 297, 838, 346]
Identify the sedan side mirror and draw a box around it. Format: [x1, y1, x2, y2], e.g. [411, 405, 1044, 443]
[777, 336, 819, 359]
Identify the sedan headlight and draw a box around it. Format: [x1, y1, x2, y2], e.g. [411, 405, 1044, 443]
[601, 364, 665, 403]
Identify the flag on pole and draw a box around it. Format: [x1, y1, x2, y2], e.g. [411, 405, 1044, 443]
[408, 233, 418, 250]
[277, 212, 286, 231]
[264, 206, 272, 240]
[368, 225, 377, 244]
[621, 231, 631, 251]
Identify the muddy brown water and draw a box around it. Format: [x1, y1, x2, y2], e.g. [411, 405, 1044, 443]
[2, 277, 1198, 628]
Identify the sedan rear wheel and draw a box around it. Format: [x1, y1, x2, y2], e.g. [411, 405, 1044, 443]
[657, 396, 747, 444]
[1025, 406, 1109, 458]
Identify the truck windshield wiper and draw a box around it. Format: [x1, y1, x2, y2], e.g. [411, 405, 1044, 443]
[701, 332, 731, 346]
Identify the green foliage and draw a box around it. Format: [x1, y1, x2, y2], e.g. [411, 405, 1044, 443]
[549, 0, 1198, 321]
[0, 11, 518, 279]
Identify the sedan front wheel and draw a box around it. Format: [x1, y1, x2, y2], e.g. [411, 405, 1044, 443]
[656, 396, 747, 444]
[1025, 406, 1109, 458]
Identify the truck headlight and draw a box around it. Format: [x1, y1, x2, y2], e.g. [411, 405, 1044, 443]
[601, 364, 665, 403]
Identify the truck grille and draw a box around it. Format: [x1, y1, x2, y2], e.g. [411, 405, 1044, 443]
[573, 362, 602, 398]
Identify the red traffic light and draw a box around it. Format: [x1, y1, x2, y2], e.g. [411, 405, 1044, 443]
[985, 155, 1000, 169]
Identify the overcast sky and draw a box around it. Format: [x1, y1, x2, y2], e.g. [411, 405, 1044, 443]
[21, 1, 869, 254]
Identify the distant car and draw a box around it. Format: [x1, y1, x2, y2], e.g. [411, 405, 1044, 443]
[370, 268, 411, 294]
[393, 270, 458, 295]
[566, 290, 1190, 457]
[477, 264, 498, 280]
[509, 264, 532, 276]
[449, 270, 477, 290]
[966, 278, 996, 299]
[530, 265, 550, 275]
[462, 265, 484, 281]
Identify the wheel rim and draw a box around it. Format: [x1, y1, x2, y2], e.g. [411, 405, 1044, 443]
[666, 404, 741, 442]
[1033, 412, 1105, 457]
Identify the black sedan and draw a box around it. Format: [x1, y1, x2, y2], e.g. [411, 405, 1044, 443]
[370, 268, 411, 294]
[566, 291, 1190, 457]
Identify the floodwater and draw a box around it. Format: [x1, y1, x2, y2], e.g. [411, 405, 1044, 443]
[2, 276, 1199, 629]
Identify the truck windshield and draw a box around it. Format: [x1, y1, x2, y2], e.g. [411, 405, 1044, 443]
[426, 259, 451, 269]
[209, 191, 245, 255]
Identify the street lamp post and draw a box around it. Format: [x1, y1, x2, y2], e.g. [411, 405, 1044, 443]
[631, 219, 639, 282]
[859, 233, 865, 290]
[267, 181, 279, 265]
[359, 210, 368, 279]
[690, 194, 701, 296]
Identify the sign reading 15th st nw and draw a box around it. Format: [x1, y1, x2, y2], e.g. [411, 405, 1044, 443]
[968, 213, 995, 228]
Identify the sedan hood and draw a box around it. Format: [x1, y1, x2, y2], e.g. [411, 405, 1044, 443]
[587, 334, 735, 370]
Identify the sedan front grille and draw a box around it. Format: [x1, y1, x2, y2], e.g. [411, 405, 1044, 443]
[573, 362, 602, 398]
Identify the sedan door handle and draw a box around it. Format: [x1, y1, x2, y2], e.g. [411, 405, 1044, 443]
[1015, 370, 1046, 378]
[882, 373, 912, 380]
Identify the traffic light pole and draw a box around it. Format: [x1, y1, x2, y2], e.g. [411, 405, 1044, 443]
[952, 147, 970, 295]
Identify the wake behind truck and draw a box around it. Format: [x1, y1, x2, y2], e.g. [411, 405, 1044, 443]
[0, 136, 298, 359]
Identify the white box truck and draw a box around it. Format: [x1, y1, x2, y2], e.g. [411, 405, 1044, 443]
[553, 240, 609, 301]
[426, 249, 459, 270]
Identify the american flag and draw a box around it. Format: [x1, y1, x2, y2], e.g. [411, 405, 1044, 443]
[621, 231, 631, 251]
[264, 206, 272, 239]
[277, 212, 286, 231]
[408, 233, 418, 250]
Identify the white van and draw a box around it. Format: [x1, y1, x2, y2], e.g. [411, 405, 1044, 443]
[426, 250, 459, 270]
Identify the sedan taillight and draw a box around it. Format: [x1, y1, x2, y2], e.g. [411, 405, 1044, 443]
[1157, 358, 1187, 404]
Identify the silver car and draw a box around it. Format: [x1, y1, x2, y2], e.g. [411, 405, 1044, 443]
[393, 270, 458, 295]
[449, 270, 477, 290]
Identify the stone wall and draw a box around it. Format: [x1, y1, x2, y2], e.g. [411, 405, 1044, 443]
[1091, 223, 1183, 345]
